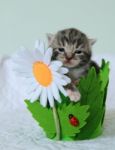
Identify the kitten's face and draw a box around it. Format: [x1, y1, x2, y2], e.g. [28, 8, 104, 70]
[47, 28, 95, 68]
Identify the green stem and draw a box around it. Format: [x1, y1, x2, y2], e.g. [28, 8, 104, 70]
[52, 104, 61, 140]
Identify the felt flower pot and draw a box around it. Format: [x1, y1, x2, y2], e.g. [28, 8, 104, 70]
[25, 59, 109, 141]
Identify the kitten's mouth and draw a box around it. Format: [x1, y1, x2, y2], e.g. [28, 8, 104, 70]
[64, 60, 72, 64]
[63, 59, 80, 68]
[64, 58, 74, 63]
[64, 60, 75, 67]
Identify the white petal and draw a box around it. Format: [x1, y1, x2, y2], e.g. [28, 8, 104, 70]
[29, 85, 43, 103]
[40, 88, 47, 107]
[16, 48, 35, 63]
[26, 88, 38, 101]
[52, 71, 62, 79]
[47, 88, 54, 107]
[58, 67, 69, 74]
[13, 65, 33, 76]
[13, 69, 33, 78]
[12, 63, 32, 72]
[30, 88, 41, 103]
[14, 71, 33, 78]
[35, 85, 42, 97]
[50, 83, 61, 103]
[12, 56, 33, 66]
[43, 48, 52, 65]
[27, 84, 42, 96]
[49, 64, 60, 71]
[62, 75, 71, 84]
[32, 48, 43, 61]
[54, 76, 68, 86]
[26, 94, 32, 100]
[35, 40, 45, 55]
[56, 84, 68, 97]
[35, 40, 39, 49]
[25, 77, 38, 86]
[50, 60, 63, 68]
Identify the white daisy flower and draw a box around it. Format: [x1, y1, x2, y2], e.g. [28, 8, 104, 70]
[12, 40, 71, 107]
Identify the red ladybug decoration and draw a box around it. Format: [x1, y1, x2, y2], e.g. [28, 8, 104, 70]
[69, 114, 79, 126]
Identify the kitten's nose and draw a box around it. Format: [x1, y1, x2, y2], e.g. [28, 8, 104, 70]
[65, 53, 73, 60]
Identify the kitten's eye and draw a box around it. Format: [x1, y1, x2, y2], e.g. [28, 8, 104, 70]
[75, 50, 82, 54]
[58, 48, 65, 52]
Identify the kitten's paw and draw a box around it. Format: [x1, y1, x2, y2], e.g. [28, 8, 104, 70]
[67, 90, 81, 102]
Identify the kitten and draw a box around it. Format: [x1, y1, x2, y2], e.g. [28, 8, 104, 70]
[47, 28, 99, 101]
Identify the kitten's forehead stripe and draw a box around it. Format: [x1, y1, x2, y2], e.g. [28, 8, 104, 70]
[62, 32, 68, 45]
[57, 34, 62, 46]
[50, 28, 91, 66]
[64, 29, 87, 47]
[64, 36, 69, 44]
[69, 29, 77, 44]
[61, 35, 66, 46]
[54, 28, 88, 46]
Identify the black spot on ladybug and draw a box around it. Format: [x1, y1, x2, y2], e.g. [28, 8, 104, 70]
[68, 114, 79, 126]
[69, 114, 74, 119]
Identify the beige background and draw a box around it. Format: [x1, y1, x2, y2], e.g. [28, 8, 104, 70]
[0, 0, 115, 56]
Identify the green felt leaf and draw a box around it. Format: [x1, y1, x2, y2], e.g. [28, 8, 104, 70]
[90, 124, 103, 139]
[58, 103, 90, 138]
[99, 59, 110, 92]
[25, 100, 56, 139]
[77, 60, 109, 139]
[77, 108, 104, 139]
[99, 60, 110, 107]
[78, 67, 103, 107]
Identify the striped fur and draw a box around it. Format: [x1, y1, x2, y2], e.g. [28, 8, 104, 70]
[47, 28, 99, 101]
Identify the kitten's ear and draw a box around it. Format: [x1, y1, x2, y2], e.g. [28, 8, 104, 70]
[46, 33, 55, 45]
[89, 38, 97, 46]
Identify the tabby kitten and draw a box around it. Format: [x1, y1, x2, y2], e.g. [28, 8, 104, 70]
[47, 28, 99, 101]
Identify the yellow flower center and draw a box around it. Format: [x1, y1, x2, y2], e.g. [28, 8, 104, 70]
[33, 61, 52, 87]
